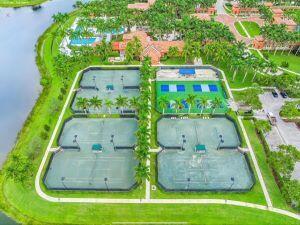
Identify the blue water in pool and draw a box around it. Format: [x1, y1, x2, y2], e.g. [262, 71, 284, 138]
[70, 37, 96, 45]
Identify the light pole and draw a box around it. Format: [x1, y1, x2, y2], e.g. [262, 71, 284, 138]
[61, 177, 67, 189]
[217, 134, 224, 150]
[187, 178, 191, 190]
[104, 177, 109, 192]
[181, 135, 186, 151]
[73, 134, 80, 151]
[230, 177, 235, 189]
[110, 134, 115, 151]
[121, 75, 124, 88]
[93, 76, 98, 91]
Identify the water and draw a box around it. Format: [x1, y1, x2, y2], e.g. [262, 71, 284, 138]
[0, 0, 85, 223]
[0, 0, 85, 164]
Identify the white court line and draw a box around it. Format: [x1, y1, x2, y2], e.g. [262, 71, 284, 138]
[34, 65, 300, 222]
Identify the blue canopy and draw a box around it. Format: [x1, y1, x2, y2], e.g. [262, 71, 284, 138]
[179, 68, 196, 75]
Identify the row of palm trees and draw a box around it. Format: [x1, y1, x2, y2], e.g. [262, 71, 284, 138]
[134, 58, 152, 190]
[75, 95, 139, 114]
[158, 95, 223, 115]
[203, 41, 278, 82]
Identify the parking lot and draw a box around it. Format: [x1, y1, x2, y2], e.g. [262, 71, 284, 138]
[258, 91, 300, 181]
[258, 92, 300, 150]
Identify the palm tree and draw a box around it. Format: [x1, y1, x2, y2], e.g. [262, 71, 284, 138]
[89, 96, 102, 111]
[211, 97, 222, 115]
[115, 95, 128, 114]
[158, 96, 168, 114]
[135, 163, 150, 183]
[135, 163, 150, 200]
[186, 94, 196, 114]
[200, 97, 208, 115]
[172, 99, 183, 113]
[76, 97, 89, 113]
[104, 99, 114, 114]
[129, 97, 140, 113]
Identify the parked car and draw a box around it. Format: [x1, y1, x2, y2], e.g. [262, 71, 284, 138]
[267, 112, 277, 125]
[271, 90, 278, 98]
[280, 91, 288, 98]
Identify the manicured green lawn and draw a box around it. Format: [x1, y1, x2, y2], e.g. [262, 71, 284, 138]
[242, 120, 289, 210]
[263, 51, 300, 73]
[241, 21, 260, 38]
[4, 180, 300, 225]
[161, 57, 186, 65]
[0, 9, 298, 225]
[234, 22, 247, 37]
[0, 0, 45, 7]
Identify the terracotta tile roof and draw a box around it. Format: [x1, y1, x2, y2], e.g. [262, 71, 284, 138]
[128, 3, 150, 10]
[191, 13, 211, 21]
[273, 17, 297, 26]
[272, 8, 283, 14]
[113, 31, 184, 64]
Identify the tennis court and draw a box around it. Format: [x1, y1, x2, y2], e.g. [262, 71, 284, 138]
[157, 117, 254, 191]
[44, 118, 138, 190]
[156, 81, 228, 114]
[72, 69, 140, 114]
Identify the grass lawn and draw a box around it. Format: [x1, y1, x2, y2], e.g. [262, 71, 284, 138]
[234, 22, 248, 37]
[0, 9, 298, 225]
[242, 120, 289, 210]
[156, 81, 228, 114]
[263, 51, 300, 73]
[161, 56, 186, 65]
[0, 0, 45, 7]
[241, 21, 260, 38]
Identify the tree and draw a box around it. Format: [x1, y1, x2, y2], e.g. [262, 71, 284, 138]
[5, 153, 32, 184]
[125, 37, 142, 63]
[135, 163, 150, 184]
[269, 145, 300, 179]
[254, 119, 272, 134]
[76, 97, 90, 113]
[89, 96, 102, 111]
[158, 96, 169, 114]
[200, 97, 208, 115]
[115, 95, 128, 114]
[105, 99, 114, 114]
[129, 97, 140, 114]
[167, 46, 180, 58]
[186, 94, 196, 114]
[211, 97, 222, 115]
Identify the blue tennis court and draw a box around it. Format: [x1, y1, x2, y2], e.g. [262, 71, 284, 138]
[209, 84, 218, 92]
[161, 85, 169, 92]
[177, 85, 185, 92]
[193, 85, 202, 92]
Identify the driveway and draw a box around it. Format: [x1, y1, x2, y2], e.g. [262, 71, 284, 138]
[258, 92, 300, 150]
[216, 0, 226, 15]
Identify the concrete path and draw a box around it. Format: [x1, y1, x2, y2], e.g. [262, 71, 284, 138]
[216, 0, 226, 15]
[34, 65, 300, 223]
[215, 14, 251, 44]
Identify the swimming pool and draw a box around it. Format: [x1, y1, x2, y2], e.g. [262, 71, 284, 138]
[70, 37, 97, 45]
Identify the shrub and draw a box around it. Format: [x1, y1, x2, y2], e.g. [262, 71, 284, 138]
[5, 153, 33, 184]
[60, 87, 67, 95]
[280, 100, 300, 119]
[40, 131, 49, 140]
[58, 95, 63, 101]
[44, 124, 50, 132]
[281, 61, 289, 68]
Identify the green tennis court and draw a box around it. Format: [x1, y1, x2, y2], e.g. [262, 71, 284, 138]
[44, 118, 138, 190]
[157, 117, 254, 191]
[156, 81, 228, 114]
